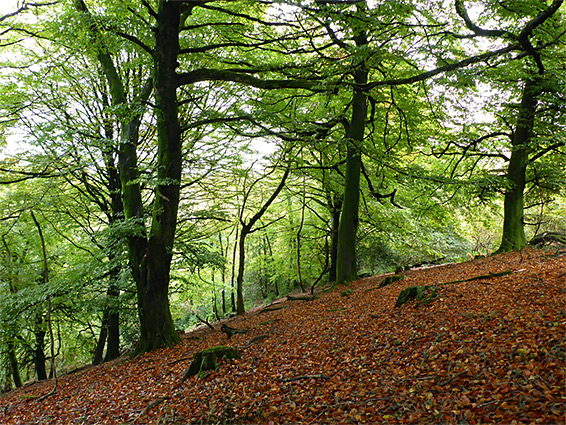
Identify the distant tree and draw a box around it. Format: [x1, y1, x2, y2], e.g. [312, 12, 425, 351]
[235, 162, 290, 314]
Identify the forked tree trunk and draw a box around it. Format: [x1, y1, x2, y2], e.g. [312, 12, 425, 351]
[75, 0, 182, 354]
[133, 1, 183, 353]
[497, 80, 540, 253]
[236, 168, 290, 315]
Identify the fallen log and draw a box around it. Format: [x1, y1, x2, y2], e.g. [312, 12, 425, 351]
[287, 294, 317, 301]
[245, 335, 269, 347]
[276, 374, 331, 383]
[529, 232, 566, 246]
[394, 271, 511, 307]
[260, 305, 286, 313]
[436, 270, 511, 286]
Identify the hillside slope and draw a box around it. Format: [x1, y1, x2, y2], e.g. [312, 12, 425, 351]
[1, 248, 565, 424]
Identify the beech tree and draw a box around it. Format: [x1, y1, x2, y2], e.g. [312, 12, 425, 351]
[427, 1, 565, 252]
[0, 0, 564, 367]
[306, 0, 565, 281]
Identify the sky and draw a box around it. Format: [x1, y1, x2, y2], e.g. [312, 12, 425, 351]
[0, 0, 19, 15]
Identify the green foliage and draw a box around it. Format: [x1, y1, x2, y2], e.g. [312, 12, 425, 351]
[0, 0, 564, 385]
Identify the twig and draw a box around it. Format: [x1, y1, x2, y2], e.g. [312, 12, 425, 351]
[245, 335, 268, 347]
[287, 294, 317, 301]
[437, 371, 470, 386]
[130, 397, 170, 424]
[195, 314, 214, 331]
[276, 374, 331, 382]
[221, 324, 248, 338]
[36, 378, 58, 402]
[166, 356, 192, 366]
[437, 270, 512, 286]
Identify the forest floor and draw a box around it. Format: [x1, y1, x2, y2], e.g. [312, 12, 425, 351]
[1, 247, 565, 424]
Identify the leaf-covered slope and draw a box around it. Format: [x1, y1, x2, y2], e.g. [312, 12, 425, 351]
[1, 248, 564, 424]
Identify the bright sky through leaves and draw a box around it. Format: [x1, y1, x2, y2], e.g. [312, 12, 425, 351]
[0, 0, 18, 15]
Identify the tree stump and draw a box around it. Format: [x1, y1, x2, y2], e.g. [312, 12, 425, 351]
[395, 286, 423, 307]
[394, 285, 438, 307]
[182, 346, 241, 380]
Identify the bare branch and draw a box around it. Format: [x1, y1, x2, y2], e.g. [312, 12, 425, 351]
[454, 0, 510, 38]
[0, 1, 58, 24]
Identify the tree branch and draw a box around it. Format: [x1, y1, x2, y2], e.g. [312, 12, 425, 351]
[177, 68, 318, 90]
[0, 1, 58, 23]
[516, 0, 564, 74]
[454, 0, 510, 38]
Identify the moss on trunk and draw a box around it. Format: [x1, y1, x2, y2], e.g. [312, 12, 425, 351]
[497, 80, 540, 253]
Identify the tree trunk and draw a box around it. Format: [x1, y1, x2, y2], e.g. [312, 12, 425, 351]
[497, 80, 540, 253]
[31, 211, 56, 380]
[296, 173, 306, 291]
[33, 319, 47, 381]
[218, 233, 227, 315]
[93, 276, 121, 364]
[7, 339, 22, 388]
[235, 168, 290, 315]
[230, 225, 239, 313]
[104, 282, 120, 362]
[236, 227, 249, 315]
[329, 194, 342, 283]
[101, 117, 123, 363]
[92, 311, 108, 365]
[75, 0, 180, 354]
[265, 235, 279, 296]
[2, 242, 22, 388]
[336, 68, 368, 284]
[133, 1, 184, 353]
